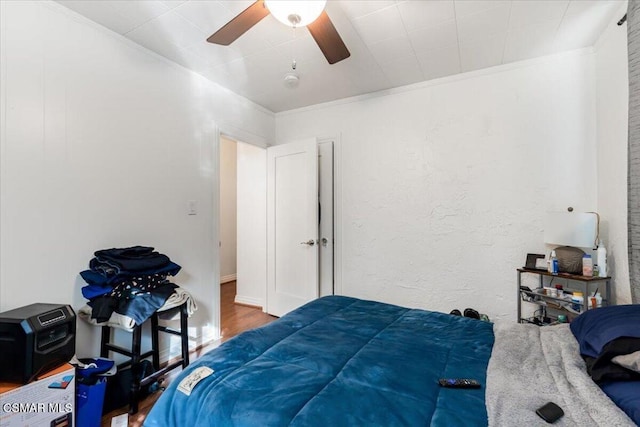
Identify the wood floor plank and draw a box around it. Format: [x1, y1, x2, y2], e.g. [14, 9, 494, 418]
[100, 281, 276, 426]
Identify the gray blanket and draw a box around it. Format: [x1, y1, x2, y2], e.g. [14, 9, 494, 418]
[486, 322, 635, 426]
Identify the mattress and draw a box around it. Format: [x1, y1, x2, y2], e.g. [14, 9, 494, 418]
[144, 296, 494, 426]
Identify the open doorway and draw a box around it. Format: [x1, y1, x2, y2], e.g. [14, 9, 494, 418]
[216, 133, 338, 340]
[219, 136, 237, 286]
[219, 135, 274, 341]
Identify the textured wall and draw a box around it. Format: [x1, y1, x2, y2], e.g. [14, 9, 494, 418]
[595, 3, 631, 304]
[276, 52, 599, 322]
[628, 0, 640, 303]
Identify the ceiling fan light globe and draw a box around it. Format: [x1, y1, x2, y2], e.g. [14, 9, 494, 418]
[265, 0, 327, 27]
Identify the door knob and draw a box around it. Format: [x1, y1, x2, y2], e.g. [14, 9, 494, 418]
[300, 239, 315, 246]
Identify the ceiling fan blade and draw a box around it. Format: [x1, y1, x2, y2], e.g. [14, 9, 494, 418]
[307, 11, 350, 65]
[207, 0, 269, 45]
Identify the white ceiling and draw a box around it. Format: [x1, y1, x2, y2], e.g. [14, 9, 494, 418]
[57, 0, 626, 113]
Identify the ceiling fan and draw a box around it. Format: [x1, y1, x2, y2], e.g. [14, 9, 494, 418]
[207, 0, 350, 65]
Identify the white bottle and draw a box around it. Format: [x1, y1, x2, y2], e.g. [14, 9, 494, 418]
[597, 240, 607, 277]
[549, 250, 559, 274]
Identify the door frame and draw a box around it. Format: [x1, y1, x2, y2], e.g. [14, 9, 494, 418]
[213, 129, 342, 337]
[318, 135, 343, 296]
[213, 126, 269, 340]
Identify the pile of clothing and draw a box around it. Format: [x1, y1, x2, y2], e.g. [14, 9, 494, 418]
[79, 246, 190, 327]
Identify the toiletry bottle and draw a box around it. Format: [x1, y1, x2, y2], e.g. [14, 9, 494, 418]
[582, 254, 593, 277]
[549, 250, 559, 275]
[597, 240, 607, 277]
[555, 284, 564, 297]
[572, 292, 584, 312]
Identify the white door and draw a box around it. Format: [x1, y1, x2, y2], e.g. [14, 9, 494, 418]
[267, 139, 319, 317]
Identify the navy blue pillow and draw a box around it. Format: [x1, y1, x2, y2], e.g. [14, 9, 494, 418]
[570, 304, 640, 359]
[600, 380, 640, 424]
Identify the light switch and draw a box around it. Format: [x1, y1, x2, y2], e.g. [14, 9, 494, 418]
[187, 200, 197, 215]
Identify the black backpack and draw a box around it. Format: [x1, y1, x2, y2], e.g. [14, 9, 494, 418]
[103, 360, 159, 413]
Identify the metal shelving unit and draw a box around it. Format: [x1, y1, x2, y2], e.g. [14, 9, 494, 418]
[517, 268, 611, 325]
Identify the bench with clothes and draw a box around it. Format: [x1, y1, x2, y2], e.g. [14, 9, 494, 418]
[80, 246, 183, 325]
[77, 246, 197, 413]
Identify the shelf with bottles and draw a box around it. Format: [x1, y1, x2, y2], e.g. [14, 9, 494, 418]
[520, 286, 602, 312]
[516, 268, 611, 325]
[517, 268, 611, 282]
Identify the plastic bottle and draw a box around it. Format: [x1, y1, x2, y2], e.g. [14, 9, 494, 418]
[597, 240, 607, 277]
[555, 284, 564, 298]
[549, 250, 559, 274]
[572, 292, 584, 312]
[582, 254, 593, 277]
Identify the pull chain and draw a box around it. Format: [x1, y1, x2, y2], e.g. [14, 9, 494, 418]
[291, 26, 297, 70]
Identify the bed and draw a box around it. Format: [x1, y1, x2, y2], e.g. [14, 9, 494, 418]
[144, 296, 639, 426]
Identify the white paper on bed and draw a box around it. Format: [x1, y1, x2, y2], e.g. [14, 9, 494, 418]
[77, 287, 197, 331]
[177, 366, 214, 396]
[486, 322, 635, 427]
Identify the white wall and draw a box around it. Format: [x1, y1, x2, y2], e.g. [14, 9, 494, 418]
[0, 1, 629, 342]
[219, 136, 237, 282]
[236, 141, 267, 307]
[595, 4, 632, 304]
[0, 1, 274, 358]
[275, 52, 599, 322]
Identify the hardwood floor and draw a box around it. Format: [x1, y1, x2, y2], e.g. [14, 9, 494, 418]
[220, 281, 276, 343]
[100, 281, 276, 426]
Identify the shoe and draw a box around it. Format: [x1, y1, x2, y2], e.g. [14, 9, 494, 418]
[450, 309, 462, 316]
[463, 308, 480, 319]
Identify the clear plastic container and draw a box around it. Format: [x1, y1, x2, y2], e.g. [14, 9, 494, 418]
[571, 292, 584, 312]
[582, 254, 593, 277]
[589, 292, 603, 309]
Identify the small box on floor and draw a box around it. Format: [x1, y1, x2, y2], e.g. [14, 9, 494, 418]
[0, 364, 74, 427]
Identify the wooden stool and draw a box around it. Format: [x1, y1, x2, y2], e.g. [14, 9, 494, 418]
[100, 302, 190, 414]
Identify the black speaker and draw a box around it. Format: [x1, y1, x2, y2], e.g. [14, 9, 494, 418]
[0, 303, 76, 384]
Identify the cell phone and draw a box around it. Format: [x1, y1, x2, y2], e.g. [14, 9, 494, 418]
[535, 402, 564, 423]
[50, 413, 72, 427]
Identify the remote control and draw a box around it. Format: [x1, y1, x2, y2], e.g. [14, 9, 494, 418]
[438, 378, 481, 388]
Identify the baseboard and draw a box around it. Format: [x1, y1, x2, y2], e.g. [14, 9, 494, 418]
[234, 294, 263, 309]
[221, 274, 237, 284]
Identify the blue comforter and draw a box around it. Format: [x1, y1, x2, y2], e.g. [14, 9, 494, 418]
[144, 296, 495, 426]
